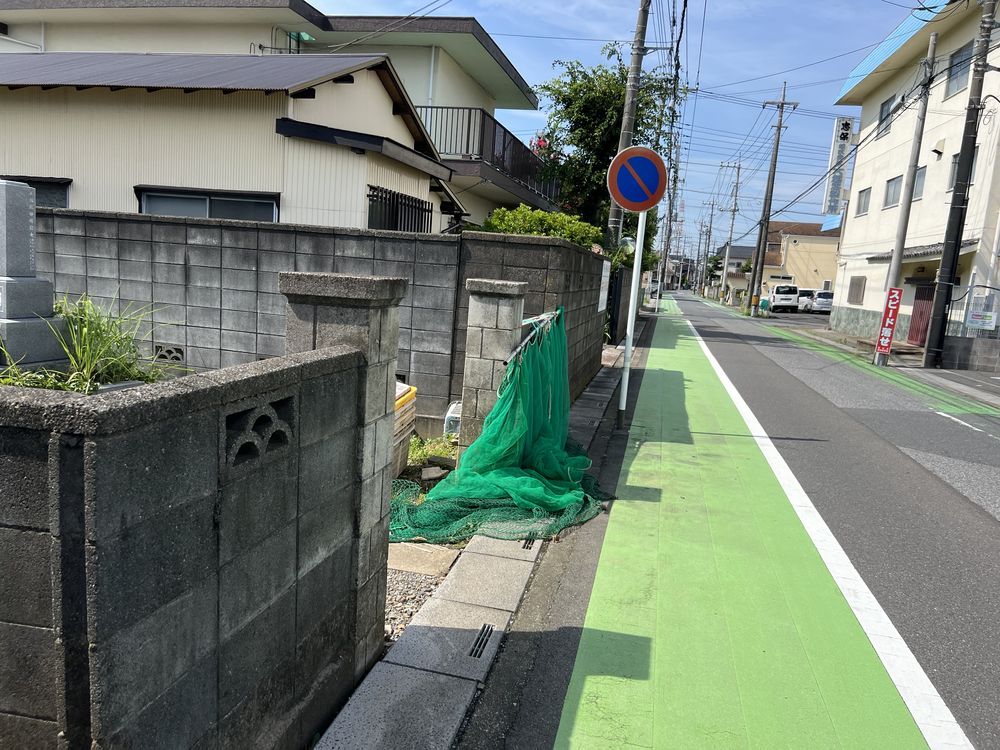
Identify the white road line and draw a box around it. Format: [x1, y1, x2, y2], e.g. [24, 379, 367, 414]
[936, 411, 986, 433]
[685, 318, 973, 750]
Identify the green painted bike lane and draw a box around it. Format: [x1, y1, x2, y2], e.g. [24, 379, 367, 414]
[554, 298, 927, 749]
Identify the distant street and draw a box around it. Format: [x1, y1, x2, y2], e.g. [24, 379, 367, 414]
[677, 292, 1000, 746]
[463, 293, 1000, 749]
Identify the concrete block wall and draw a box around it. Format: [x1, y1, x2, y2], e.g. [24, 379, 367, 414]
[942, 335, 1000, 372]
[40, 210, 607, 430]
[0, 341, 397, 748]
[278, 272, 408, 681]
[453, 232, 605, 406]
[458, 279, 527, 452]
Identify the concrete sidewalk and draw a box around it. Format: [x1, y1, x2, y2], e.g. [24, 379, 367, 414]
[554, 297, 934, 748]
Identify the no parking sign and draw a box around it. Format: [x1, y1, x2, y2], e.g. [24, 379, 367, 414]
[607, 146, 667, 213]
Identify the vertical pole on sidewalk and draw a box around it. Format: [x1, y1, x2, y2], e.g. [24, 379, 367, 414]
[618, 209, 648, 429]
[875, 31, 937, 367]
[749, 82, 798, 317]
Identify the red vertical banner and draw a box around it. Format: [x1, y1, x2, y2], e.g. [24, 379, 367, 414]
[875, 287, 904, 355]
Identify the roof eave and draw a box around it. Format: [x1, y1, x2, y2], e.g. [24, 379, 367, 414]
[321, 16, 537, 110]
[836, 1, 968, 105]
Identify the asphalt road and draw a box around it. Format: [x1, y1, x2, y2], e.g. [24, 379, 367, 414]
[678, 293, 1000, 748]
[457, 295, 1000, 749]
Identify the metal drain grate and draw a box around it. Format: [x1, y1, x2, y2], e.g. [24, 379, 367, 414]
[469, 624, 494, 658]
[522, 536, 536, 550]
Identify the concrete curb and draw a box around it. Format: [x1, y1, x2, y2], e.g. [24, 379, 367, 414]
[790, 327, 1000, 411]
[316, 332, 644, 748]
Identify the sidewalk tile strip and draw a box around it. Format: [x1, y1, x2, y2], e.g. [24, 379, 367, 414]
[317, 662, 476, 750]
[464, 535, 543, 563]
[383, 597, 511, 683]
[435, 551, 534, 612]
[555, 299, 929, 749]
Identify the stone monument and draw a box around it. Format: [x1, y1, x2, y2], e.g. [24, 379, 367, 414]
[0, 180, 66, 368]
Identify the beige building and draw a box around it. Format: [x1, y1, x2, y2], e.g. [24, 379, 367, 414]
[0, 52, 461, 230]
[833, 3, 1000, 346]
[0, 1, 552, 225]
[764, 235, 840, 293]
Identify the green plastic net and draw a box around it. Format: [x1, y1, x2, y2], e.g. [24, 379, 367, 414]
[390, 308, 606, 543]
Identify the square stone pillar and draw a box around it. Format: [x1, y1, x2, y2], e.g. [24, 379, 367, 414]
[459, 279, 527, 455]
[278, 271, 408, 681]
[0, 181, 66, 368]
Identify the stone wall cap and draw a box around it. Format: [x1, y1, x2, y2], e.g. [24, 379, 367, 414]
[466, 278, 528, 296]
[279, 272, 408, 306]
[0, 347, 363, 434]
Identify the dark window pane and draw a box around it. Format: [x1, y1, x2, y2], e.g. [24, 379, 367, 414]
[143, 193, 208, 218]
[30, 182, 68, 208]
[209, 197, 276, 222]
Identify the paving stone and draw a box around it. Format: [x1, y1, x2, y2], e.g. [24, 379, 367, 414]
[421, 466, 449, 482]
[315, 662, 476, 750]
[383, 597, 510, 683]
[435, 551, 534, 612]
[387, 542, 458, 577]
[463, 535, 543, 563]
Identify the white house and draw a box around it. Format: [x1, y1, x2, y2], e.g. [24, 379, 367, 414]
[0, 1, 552, 226]
[0, 51, 462, 231]
[833, 1, 1000, 348]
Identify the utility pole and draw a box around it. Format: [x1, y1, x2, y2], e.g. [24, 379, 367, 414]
[720, 162, 741, 304]
[702, 201, 716, 294]
[876, 32, 937, 366]
[924, 1, 995, 367]
[607, 0, 652, 247]
[748, 82, 798, 316]
[695, 224, 705, 293]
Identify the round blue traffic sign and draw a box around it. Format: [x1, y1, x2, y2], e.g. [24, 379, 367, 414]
[607, 146, 667, 212]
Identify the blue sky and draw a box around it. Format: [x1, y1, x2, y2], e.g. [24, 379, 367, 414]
[322, 0, 915, 252]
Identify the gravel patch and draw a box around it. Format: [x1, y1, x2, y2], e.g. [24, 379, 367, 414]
[385, 568, 442, 641]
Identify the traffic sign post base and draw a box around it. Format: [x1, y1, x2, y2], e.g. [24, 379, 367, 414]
[618, 209, 648, 426]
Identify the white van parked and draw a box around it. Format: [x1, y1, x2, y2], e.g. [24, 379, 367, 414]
[768, 284, 799, 312]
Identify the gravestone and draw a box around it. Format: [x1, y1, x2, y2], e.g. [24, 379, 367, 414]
[0, 180, 66, 368]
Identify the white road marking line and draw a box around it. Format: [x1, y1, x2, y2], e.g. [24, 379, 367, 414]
[935, 411, 986, 433]
[685, 318, 973, 750]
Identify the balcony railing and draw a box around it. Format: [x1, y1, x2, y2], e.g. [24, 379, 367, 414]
[416, 106, 559, 204]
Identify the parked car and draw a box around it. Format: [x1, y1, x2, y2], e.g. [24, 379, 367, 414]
[797, 289, 816, 312]
[768, 284, 799, 312]
[804, 290, 834, 314]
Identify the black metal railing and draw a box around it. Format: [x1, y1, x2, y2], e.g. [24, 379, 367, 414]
[416, 106, 559, 203]
[367, 186, 433, 233]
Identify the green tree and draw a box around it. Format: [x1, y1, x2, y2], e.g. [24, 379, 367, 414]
[481, 204, 603, 248]
[705, 254, 723, 280]
[740, 258, 753, 274]
[536, 45, 677, 258]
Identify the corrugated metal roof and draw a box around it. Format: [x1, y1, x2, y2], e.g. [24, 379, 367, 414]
[0, 52, 384, 92]
[837, 2, 951, 103]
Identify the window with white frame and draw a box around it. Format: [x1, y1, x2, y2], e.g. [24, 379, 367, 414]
[912, 166, 926, 201]
[877, 95, 895, 138]
[855, 187, 871, 215]
[948, 146, 978, 190]
[139, 189, 278, 222]
[945, 42, 973, 99]
[884, 175, 903, 208]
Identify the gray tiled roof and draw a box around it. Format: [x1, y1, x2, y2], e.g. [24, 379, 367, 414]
[0, 52, 382, 92]
[866, 238, 977, 263]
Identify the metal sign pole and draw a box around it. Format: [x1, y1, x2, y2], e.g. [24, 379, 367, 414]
[618, 209, 648, 428]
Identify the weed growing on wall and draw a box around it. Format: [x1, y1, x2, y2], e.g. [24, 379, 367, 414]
[0, 295, 173, 394]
